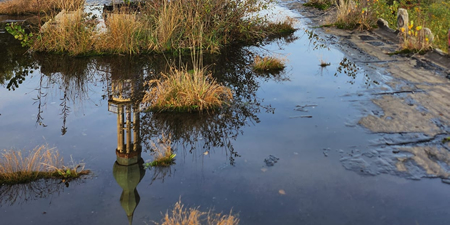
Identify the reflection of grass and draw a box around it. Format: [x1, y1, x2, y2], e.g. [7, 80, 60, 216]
[252, 56, 286, 72]
[145, 134, 176, 168]
[156, 200, 239, 225]
[0, 145, 89, 185]
[143, 66, 233, 112]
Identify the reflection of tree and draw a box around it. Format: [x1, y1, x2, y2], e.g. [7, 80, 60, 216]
[0, 32, 36, 91]
[0, 180, 65, 206]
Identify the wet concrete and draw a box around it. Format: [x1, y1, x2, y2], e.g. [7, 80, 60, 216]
[287, 0, 450, 181]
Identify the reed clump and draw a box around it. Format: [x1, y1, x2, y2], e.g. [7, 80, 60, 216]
[143, 66, 233, 113]
[33, 9, 98, 55]
[0, 0, 84, 15]
[156, 200, 239, 225]
[0, 145, 89, 185]
[252, 55, 286, 72]
[10, 0, 297, 55]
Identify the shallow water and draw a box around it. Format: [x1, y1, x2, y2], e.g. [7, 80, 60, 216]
[1, 5, 450, 225]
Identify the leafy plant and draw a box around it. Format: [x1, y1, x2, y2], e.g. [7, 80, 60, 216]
[5, 23, 34, 47]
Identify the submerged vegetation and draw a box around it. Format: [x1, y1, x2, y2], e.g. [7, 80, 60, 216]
[0, 145, 89, 185]
[156, 200, 239, 225]
[2, 0, 296, 55]
[143, 65, 233, 112]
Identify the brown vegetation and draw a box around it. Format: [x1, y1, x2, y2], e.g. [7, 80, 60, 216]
[252, 55, 286, 72]
[143, 66, 233, 112]
[0, 145, 88, 185]
[156, 200, 239, 225]
[0, 0, 84, 15]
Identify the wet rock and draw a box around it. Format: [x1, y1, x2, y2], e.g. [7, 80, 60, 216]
[264, 155, 279, 167]
[377, 18, 390, 29]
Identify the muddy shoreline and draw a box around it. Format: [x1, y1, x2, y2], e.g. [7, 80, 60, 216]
[287, 1, 450, 181]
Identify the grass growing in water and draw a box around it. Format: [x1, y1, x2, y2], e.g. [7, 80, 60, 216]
[156, 200, 239, 225]
[143, 65, 233, 113]
[0, 0, 84, 15]
[11, 0, 297, 55]
[0, 145, 89, 185]
[145, 134, 176, 168]
[252, 55, 286, 72]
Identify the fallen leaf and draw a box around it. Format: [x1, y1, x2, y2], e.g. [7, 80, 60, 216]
[279, 189, 286, 195]
[261, 168, 267, 172]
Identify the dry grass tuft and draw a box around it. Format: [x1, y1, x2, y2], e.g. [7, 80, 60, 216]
[252, 55, 286, 72]
[143, 66, 233, 112]
[97, 12, 144, 54]
[33, 9, 98, 55]
[0, 0, 84, 15]
[156, 200, 239, 225]
[335, 0, 378, 30]
[0, 145, 88, 185]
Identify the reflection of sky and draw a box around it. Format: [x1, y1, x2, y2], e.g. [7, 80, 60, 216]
[1, 10, 450, 225]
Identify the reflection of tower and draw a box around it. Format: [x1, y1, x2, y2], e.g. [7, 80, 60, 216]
[109, 78, 145, 225]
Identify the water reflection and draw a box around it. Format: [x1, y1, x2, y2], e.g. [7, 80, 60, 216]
[109, 76, 145, 225]
[0, 180, 65, 206]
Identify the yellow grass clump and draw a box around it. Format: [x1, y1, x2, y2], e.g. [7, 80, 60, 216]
[0, 0, 84, 15]
[156, 200, 239, 225]
[0, 145, 89, 185]
[143, 67, 233, 112]
[33, 9, 97, 55]
[252, 55, 286, 72]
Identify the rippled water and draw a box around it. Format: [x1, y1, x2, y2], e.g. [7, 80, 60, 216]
[1, 3, 450, 225]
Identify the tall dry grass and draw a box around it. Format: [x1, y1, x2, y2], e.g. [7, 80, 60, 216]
[33, 9, 98, 55]
[146, 133, 176, 167]
[0, 145, 88, 185]
[0, 0, 84, 15]
[97, 12, 144, 54]
[156, 200, 239, 225]
[252, 55, 286, 72]
[16, 0, 295, 55]
[335, 0, 378, 30]
[143, 65, 233, 112]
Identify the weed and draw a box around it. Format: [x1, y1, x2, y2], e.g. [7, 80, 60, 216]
[8, 0, 296, 55]
[143, 65, 233, 113]
[33, 9, 98, 55]
[144, 134, 176, 168]
[398, 20, 431, 53]
[155, 200, 239, 225]
[335, 0, 379, 30]
[0, 145, 89, 185]
[252, 55, 286, 72]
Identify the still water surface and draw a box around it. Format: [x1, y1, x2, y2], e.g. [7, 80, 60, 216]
[1, 6, 450, 225]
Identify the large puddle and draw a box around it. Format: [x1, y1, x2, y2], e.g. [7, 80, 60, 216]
[1, 3, 450, 225]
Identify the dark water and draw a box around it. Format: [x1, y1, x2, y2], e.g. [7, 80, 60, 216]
[1, 11, 450, 225]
